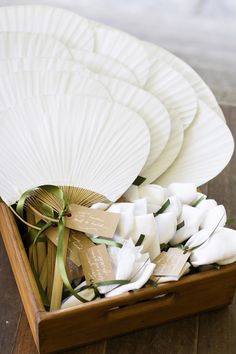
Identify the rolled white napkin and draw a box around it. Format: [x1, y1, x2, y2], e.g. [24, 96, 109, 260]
[123, 185, 140, 201]
[155, 212, 177, 244]
[133, 198, 148, 215]
[139, 184, 166, 213]
[98, 239, 142, 294]
[130, 214, 160, 260]
[170, 205, 204, 245]
[167, 183, 197, 205]
[61, 281, 95, 309]
[124, 184, 166, 214]
[108, 202, 135, 237]
[108, 200, 159, 260]
[200, 205, 226, 229]
[218, 256, 236, 265]
[106, 261, 156, 297]
[164, 196, 182, 218]
[196, 199, 217, 214]
[190, 227, 236, 267]
[185, 228, 213, 249]
[192, 192, 207, 206]
[108, 239, 139, 280]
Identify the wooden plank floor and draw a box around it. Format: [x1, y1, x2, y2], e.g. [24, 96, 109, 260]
[0, 104, 235, 353]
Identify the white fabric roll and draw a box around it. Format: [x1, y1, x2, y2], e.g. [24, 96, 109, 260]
[167, 182, 197, 204]
[155, 212, 177, 244]
[170, 205, 203, 245]
[190, 227, 236, 267]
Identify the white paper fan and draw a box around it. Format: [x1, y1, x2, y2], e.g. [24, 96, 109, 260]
[0, 5, 94, 51]
[93, 74, 171, 169]
[142, 116, 184, 183]
[0, 63, 170, 170]
[144, 60, 197, 130]
[0, 95, 150, 204]
[0, 32, 71, 60]
[93, 26, 150, 87]
[0, 70, 111, 111]
[144, 41, 225, 121]
[156, 100, 234, 187]
[0, 57, 85, 74]
[70, 49, 138, 86]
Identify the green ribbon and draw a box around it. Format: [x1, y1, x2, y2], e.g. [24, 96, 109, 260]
[177, 220, 185, 230]
[132, 176, 146, 186]
[15, 185, 131, 305]
[56, 216, 89, 303]
[91, 236, 123, 248]
[16, 188, 34, 217]
[135, 234, 145, 246]
[192, 195, 206, 207]
[153, 199, 170, 217]
[15, 185, 88, 304]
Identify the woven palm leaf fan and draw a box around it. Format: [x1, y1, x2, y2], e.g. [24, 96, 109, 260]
[93, 26, 150, 87]
[0, 95, 150, 205]
[0, 5, 94, 51]
[155, 100, 234, 187]
[143, 40, 225, 121]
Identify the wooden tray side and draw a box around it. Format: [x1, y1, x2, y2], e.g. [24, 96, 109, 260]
[0, 203, 45, 348]
[38, 263, 236, 353]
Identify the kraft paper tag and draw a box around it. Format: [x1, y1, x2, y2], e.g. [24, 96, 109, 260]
[46, 228, 93, 267]
[153, 248, 191, 277]
[79, 244, 115, 284]
[65, 204, 120, 238]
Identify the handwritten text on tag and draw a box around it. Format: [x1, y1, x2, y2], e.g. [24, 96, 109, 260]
[79, 244, 115, 284]
[65, 204, 119, 238]
[153, 248, 191, 278]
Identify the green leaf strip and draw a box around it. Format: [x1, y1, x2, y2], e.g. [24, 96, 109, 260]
[91, 236, 123, 248]
[176, 220, 185, 230]
[135, 234, 145, 246]
[132, 175, 146, 186]
[153, 199, 170, 217]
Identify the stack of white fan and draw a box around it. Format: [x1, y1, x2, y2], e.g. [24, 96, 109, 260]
[0, 4, 234, 208]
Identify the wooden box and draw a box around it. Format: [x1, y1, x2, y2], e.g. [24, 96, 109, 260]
[1, 202, 236, 354]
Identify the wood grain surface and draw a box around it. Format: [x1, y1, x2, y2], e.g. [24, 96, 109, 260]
[0, 104, 235, 354]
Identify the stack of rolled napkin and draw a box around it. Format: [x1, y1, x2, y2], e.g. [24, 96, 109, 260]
[61, 182, 236, 309]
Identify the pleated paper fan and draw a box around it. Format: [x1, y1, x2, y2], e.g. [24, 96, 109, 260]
[0, 5, 94, 51]
[93, 74, 171, 168]
[0, 95, 150, 205]
[142, 116, 184, 184]
[0, 70, 111, 111]
[144, 40, 225, 121]
[0, 59, 168, 170]
[0, 32, 71, 60]
[144, 60, 198, 130]
[70, 49, 138, 86]
[93, 26, 150, 87]
[0, 57, 85, 74]
[156, 100, 234, 187]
